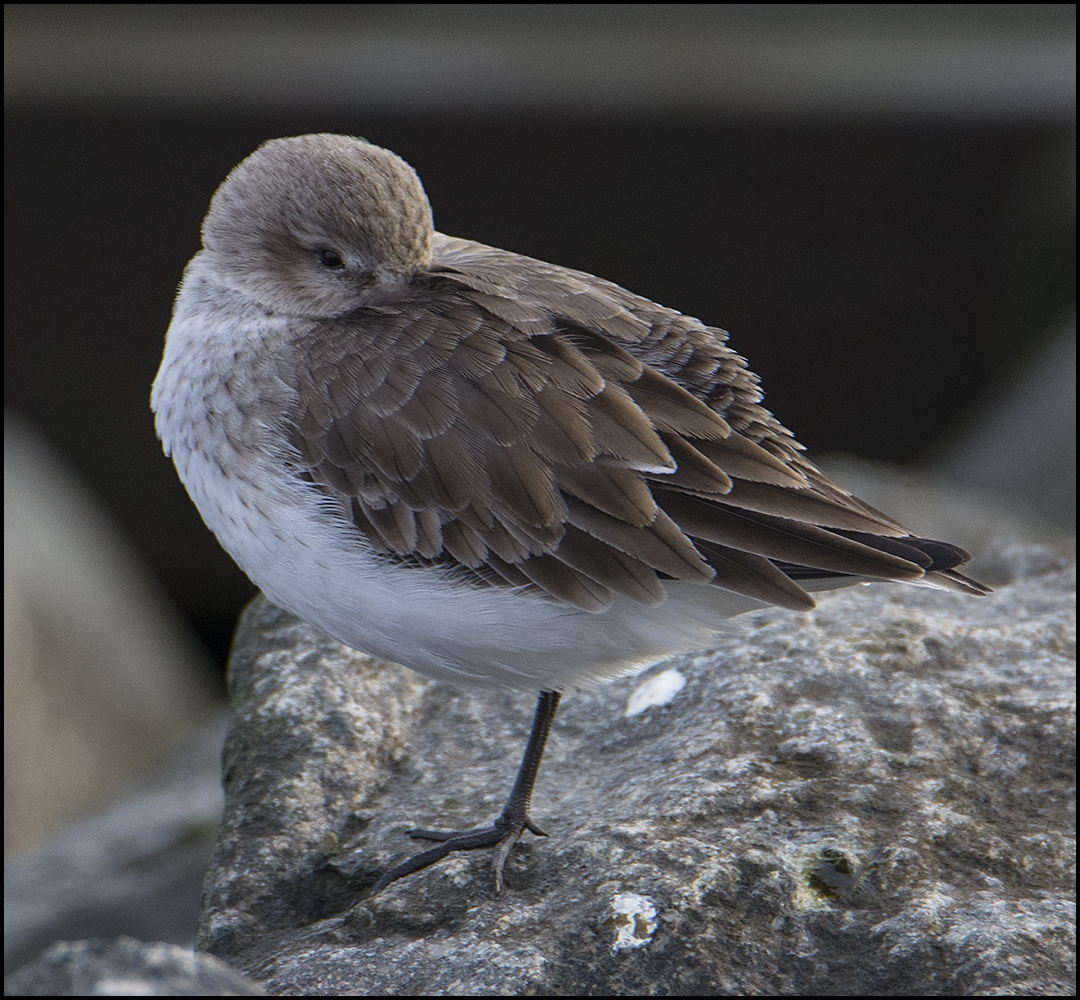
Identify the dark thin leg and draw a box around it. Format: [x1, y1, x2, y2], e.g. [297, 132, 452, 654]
[371, 690, 562, 895]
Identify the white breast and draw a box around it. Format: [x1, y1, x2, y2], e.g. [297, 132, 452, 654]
[152, 263, 780, 691]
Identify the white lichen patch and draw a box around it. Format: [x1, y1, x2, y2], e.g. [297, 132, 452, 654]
[602, 892, 659, 952]
[625, 668, 686, 716]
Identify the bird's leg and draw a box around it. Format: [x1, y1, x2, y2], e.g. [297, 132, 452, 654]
[370, 689, 562, 895]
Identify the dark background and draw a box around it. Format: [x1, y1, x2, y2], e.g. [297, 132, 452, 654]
[5, 6, 1075, 665]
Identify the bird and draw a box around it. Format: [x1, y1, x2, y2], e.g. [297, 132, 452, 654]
[151, 133, 988, 895]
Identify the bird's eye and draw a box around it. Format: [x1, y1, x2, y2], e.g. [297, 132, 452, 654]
[318, 248, 345, 269]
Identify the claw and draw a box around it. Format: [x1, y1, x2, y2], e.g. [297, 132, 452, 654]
[370, 691, 561, 896]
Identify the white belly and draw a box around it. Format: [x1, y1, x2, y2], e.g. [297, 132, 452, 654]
[152, 272, 780, 691]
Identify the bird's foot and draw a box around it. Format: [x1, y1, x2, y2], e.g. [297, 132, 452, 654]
[370, 807, 547, 896]
[370, 690, 561, 897]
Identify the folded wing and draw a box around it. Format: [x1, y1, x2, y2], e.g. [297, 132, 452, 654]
[285, 236, 988, 614]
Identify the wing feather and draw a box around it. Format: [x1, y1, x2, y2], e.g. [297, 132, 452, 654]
[282, 237, 987, 613]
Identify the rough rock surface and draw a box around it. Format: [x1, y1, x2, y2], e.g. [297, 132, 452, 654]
[199, 541, 1074, 995]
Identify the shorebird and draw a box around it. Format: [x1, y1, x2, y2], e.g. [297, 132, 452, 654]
[152, 134, 987, 894]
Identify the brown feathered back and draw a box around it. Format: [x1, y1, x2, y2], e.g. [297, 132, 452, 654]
[286, 234, 987, 613]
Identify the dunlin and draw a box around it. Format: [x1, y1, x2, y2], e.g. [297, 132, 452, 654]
[152, 134, 987, 894]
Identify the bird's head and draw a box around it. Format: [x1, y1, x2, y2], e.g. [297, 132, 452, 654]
[201, 133, 434, 317]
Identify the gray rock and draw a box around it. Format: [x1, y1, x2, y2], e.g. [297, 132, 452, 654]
[4, 937, 263, 996]
[3, 414, 218, 856]
[199, 541, 1074, 995]
[4, 715, 227, 973]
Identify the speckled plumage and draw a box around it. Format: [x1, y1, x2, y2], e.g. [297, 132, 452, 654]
[153, 134, 983, 690]
[152, 134, 987, 891]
